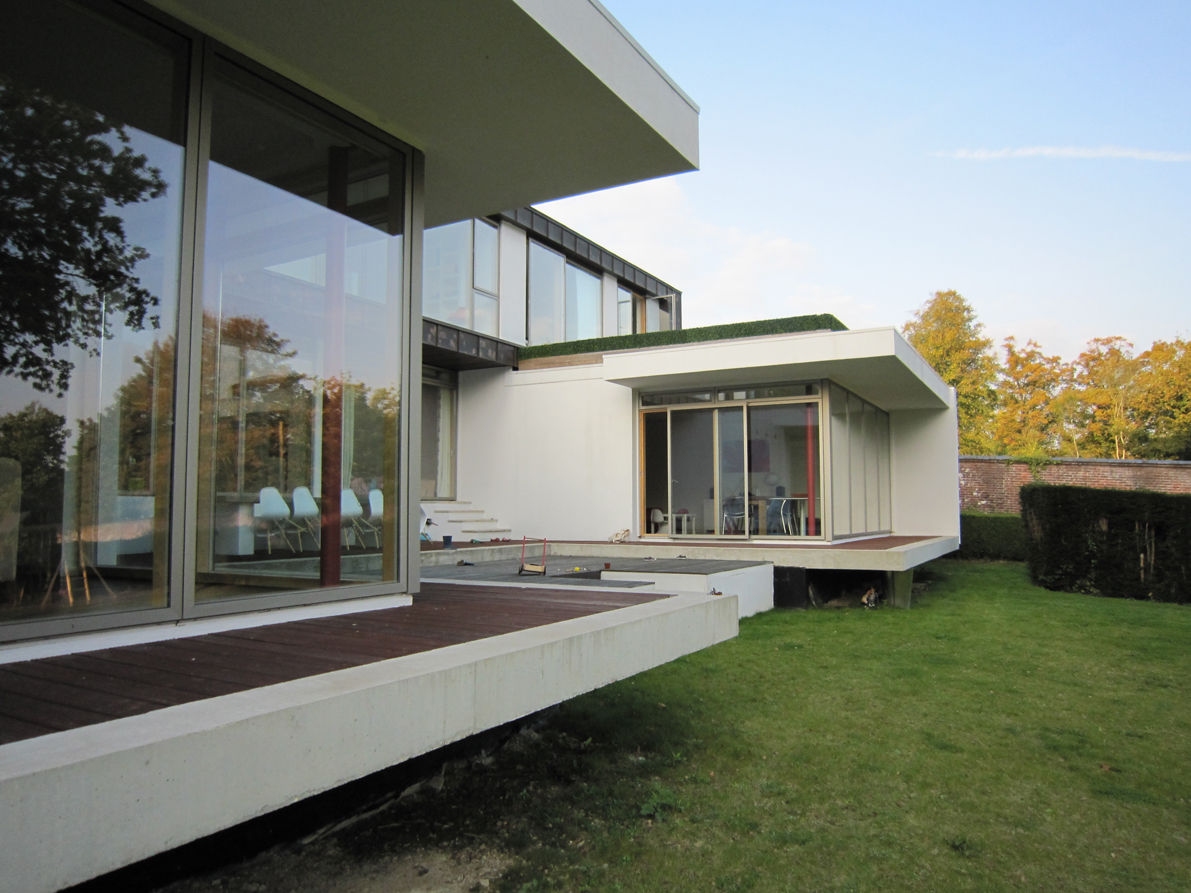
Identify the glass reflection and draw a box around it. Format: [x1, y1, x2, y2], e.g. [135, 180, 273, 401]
[0, 1, 185, 624]
[196, 63, 404, 600]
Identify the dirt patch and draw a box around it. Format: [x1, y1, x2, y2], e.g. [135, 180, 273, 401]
[158, 841, 510, 893]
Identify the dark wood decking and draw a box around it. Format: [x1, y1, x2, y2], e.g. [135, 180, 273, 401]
[0, 584, 666, 747]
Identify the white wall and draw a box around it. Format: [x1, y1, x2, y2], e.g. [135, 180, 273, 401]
[457, 365, 635, 540]
[889, 397, 961, 537]
[456, 334, 961, 543]
[498, 221, 527, 345]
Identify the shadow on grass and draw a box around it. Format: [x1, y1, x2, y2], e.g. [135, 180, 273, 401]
[334, 680, 710, 876]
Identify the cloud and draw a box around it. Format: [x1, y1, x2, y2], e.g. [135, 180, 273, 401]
[935, 146, 1191, 162]
[537, 179, 827, 327]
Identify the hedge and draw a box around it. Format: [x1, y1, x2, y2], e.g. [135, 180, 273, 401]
[1020, 483, 1191, 603]
[518, 314, 848, 361]
[957, 512, 1028, 561]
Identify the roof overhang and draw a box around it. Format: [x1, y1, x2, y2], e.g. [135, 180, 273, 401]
[601, 328, 954, 411]
[147, 0, 700, 226]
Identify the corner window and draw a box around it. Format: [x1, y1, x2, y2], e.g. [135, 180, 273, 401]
[423, 218, 499, 336]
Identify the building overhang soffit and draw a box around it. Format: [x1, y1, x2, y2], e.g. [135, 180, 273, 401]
[148, 0, 700, 226]
[602, 329, 954, 411]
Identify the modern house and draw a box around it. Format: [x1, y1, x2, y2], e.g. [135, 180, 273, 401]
[0, 1, 958, 889]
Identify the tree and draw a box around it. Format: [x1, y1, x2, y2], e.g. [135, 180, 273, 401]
[0, 402, 67, 579]
[1073, 337, 1140, 459]
[902, 290, 999, 453]
[1133, 338, 1191, 459]
[993, 337, 1071, 457]
[0, 77, 166, 396]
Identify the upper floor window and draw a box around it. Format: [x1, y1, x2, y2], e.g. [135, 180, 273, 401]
[423, 218, 499, 336]
[528, 241, 601, 344]
[617, 286, 634, 335]
[643, 295, 672, 333]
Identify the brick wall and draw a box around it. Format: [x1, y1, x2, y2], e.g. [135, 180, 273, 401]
[959, 456, 1191, 514]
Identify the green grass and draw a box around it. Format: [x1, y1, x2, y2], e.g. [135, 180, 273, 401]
[346, 561, 1191, 891]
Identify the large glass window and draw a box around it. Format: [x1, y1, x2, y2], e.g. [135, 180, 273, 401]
[0, 2, 414, 640]
[422, 221, 470, 328]
[422, 218, 498, 336]
[641, 296, 673, 333]
[195, 59, 405, 600]
[0, 1, 187, 624]
[641, 396, 821, 539]
[617, 287, 635, 335]
[527, 241, 602, 344]
[748, 403, 821, 536]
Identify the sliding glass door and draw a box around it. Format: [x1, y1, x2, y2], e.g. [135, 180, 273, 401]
[640, 393, 822, 539]
[747, 403, 821, 536]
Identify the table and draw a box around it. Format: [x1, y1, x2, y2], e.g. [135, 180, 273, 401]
[668, 512, 694, 535]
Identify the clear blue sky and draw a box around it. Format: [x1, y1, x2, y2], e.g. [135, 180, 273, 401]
[539, 0, 1191, 362]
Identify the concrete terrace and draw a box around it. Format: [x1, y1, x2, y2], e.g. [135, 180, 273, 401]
[0, 582, 736, 892]
[421, 534, 959, 574]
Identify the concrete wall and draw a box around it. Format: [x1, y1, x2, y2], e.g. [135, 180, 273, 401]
[960, 455, 1191, 514]
[889, 399, 961, 537]
[602, 564, 774, 618]
[457, 364, 635, 541]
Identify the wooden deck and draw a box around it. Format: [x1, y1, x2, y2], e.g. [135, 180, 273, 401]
[0, 583, 667, 747]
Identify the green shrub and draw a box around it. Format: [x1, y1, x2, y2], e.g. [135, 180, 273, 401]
[958, 512, 1028, 561]
[518, 314, 847, 360]
[1021, 484, 1191, 603]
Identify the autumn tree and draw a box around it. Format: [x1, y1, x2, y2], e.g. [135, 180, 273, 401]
[902, 290, 999, 453]
[993, 337, 1071, 456]
[1133, 337, 1191, 459]
[1073, 337, 1140, 459]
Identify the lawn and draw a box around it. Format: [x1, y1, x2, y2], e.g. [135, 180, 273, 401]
[174, 560, 1191, 892]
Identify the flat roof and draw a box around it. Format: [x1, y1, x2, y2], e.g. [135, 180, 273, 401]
[148, 0, 700, 226]
[597, 328, 955, 411]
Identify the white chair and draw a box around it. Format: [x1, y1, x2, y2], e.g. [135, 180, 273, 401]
[722, 496, 748, 534]
[357, 488, 383, 548]
[649, 507, 669, 534]
[290, 485, 320, 549]
[252, 486, 294, 554]
[340, 489, 364, 549]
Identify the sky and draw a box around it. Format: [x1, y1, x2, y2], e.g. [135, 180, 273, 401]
[538, 0, 1191, 362]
